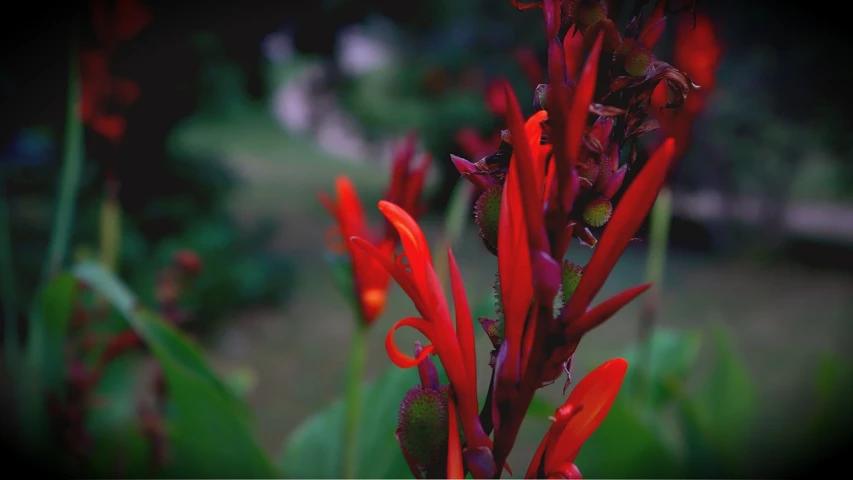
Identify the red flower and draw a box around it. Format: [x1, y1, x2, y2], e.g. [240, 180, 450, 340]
[319, 134, 431, 327]
[80, 0, 151, 143]
[525, 358, 627, 479]
[651, 13, 722, 160]
[352, 202, 491, 462]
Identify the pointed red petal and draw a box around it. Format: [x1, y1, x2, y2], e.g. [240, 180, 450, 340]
[639, 16, 667, 50]
[568, 283, 651, 337]
[447, 400, 465, 479]
[447, 248, 477, 395]
[563, 26, 585, 81]
[564, 138, 675, 322]
[568, 32, 604, 164]
[545, 358, 627, 472]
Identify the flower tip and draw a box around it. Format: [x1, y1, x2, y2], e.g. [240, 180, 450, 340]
[601, 357, 629, 376]
[450, 154, 477, 174]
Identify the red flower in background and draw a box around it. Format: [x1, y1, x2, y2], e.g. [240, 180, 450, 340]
[651, 13, 722, 160]
[80, 0, 151, 143]
[319, 133, 431, 328]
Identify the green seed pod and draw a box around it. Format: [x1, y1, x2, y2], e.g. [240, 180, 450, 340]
[474, 187, 502, 252]
[397, 385, 449, 471]
[582, 196, 613, 227]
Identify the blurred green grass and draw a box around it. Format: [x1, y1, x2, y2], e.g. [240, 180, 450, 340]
[172, 103, 853, 475]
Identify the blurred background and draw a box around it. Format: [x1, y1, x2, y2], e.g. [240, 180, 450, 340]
[2, 0, 852, 477]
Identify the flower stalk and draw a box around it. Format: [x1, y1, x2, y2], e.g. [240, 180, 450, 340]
[342, 321, 369, 478]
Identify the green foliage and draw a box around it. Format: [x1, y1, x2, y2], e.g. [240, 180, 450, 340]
[73, 262, 277, 477]
[278, 367, 424, 478]
[575, 325, 759, 478]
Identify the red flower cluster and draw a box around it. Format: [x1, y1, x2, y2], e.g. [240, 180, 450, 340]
[319, 133, 432, 327]
[80, 0, 151, 143]
[343, 0, 705, 477]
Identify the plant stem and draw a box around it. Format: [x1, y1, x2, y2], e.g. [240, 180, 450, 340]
[0, 175, 18, 362]
[99, 176, 122, 272]
[638, 186, 673, 390]
[42, 24, 84, 283]
[342, 321, 368, 478]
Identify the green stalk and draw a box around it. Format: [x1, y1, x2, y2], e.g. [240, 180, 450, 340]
[42, 24, 84, 283]
[342, 321, 368, 478]
[0, 176, 18, 362]
[99, 181, 122, 272]
[638, 186, 673, 392]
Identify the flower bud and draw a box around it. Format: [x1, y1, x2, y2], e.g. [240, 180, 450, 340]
[616, 39, 653, 78]
[582, 196, 613, 227]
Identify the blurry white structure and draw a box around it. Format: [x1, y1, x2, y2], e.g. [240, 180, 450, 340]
[271, 62, 326, 135]
[269, 19, 407, 165]
[336, 24, 395, 76]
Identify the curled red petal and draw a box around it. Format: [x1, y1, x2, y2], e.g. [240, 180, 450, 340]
[385, 317, 436, 368]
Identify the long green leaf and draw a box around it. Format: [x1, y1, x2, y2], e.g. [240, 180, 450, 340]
[620, 328, 702, 409]
[73, 262, 276, 477]
[576, 396, 683, 478]
[42, 23, 84, 282]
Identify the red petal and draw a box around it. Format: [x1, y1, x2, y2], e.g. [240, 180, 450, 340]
[447, 399, 465, 479]
[568, 32, 603, 165]
[640, 0, 667, 41]
[448, 249, 477, 393]
[351, 236, 423, 311]
[385, 317, 436, 368]
[568, 283, 651, 337]
[563, 26, 585, 81]
[639, 16, 667, 50]
[564, 138, 675, 322]
[545, 358, 627, 472]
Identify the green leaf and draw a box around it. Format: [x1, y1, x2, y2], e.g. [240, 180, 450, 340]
[224, 367, 259, 401]
[576, 396, 683, 478]
[620, 328, 702, 409]
[525, 394, 558, 421]
[73, 262, 277, 478]
[278, 367, 421, 479]
[815, 352, 853, 407]
[31, 272, 78, 392]
[667, 324, 756, 477]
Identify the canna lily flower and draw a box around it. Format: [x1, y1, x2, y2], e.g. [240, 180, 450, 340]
[484, 34, 677, 467]
[319, 134, 431, 327]
[352, 202, 498, 478]
[525, 358, 628, 479]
